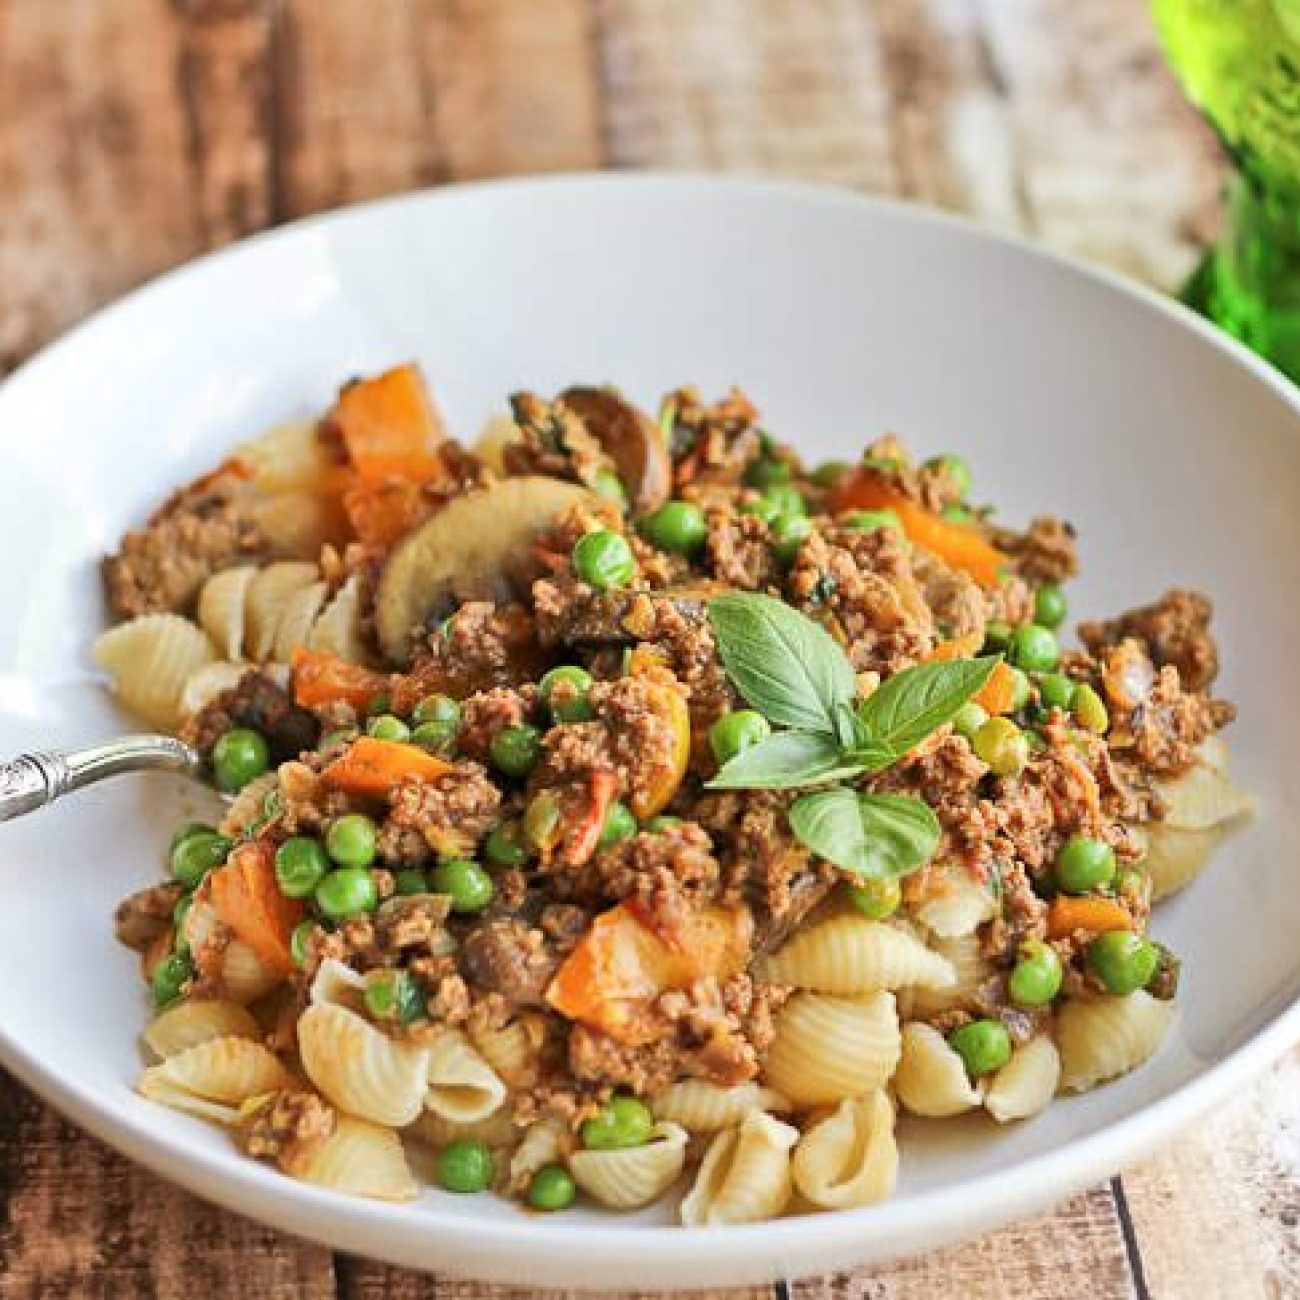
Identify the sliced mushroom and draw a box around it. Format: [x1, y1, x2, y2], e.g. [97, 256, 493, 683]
[545, 584, 723, 646]
[374, 475, 595, 665]
[561, 386, 672, 514]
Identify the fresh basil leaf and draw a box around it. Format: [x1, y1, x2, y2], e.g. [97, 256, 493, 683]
[708, 593, 857, 733]
[789, 788, 940, 879]
[706, 730, 867, 791]
[831, 701, 860, 751]
[855, 655, 1000, 760]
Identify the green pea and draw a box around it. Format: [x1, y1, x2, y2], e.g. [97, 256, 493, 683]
[211, 728, 270, 793]
[170, 831, 232, 889]
[539, 665, 595, 724]
[598, 802, 638, 850]
[318, 728, 356, 756]
[572, 530, 636, 590]
[1087, 930, 1159, 996]
[314, 866, 379, 921]
[409, 721, 455, 755]
[810, 460, 850, 488]
[771, 513, 813, 564]
[580, 1095, 654, 1151]
[1034, 583, 1068, 630]
[490, 724, 543, 778]
[973, 717, 1029, 776]
[412, 693, 461, 728]
[1037, 672, 1076, 712]
[761, 483, 806, 518]
[1072, 684, 1109, 734]
[528, 1163, 577, 1212]
[1008, 666, 1033, 712]
[366, 692, 392, 717]
[290, 919, 318, 969]
[151, 950, 193, 1009]
[274, 836, 331, 899]
[435, 1140, 495, 1194]
[325, 813, 378, 869]
[640, 501, 708, 556]
[1009, 624, 1060, 673]
[843, 508, 903, 536]
[363, 969, 427, 1024]
[924, 453, 972, 497]
[169, 821, 217, 856]
[739, 496, 781, 526]
[484, 821, 529, 867]
[744, 456, 792, 489]
[941, 503, 973, 523]
[646, 815, 683, 833]
[366, 713, 411, 743]
[1055, 835, 1117, 894]
[952, 701, 989, 742]
[948, 1018, 1012, 1077]
[523, 792, 562, 853]
[430, 859, 495, 914]
[709, 709, 772, 766]
[394, 867, 430, 896]
[982, 620, 1013, 654]
[1008, 940, 1064, 1006]
[846, 876, 901, 920]
[591, 468, 629, 510]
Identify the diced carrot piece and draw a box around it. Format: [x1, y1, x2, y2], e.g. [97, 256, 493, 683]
[322, 736, 453, 798]
[342, 475, 434, 549]
[829, 469, 1008, 588]
[291, 647, 389, 712]
[926, 632, 982, 663]
[974, 661, 1019, 715]
[564, 770, 619, 866]
[209, 841, 305, 976]
[325, 364, 449, 482]
[1046, 895, 1134, 940]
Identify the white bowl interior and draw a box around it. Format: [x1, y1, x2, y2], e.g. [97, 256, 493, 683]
[0, 176, 1297, 1287]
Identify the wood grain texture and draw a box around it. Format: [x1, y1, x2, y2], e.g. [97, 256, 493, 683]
[0, 0, 1292, 1298]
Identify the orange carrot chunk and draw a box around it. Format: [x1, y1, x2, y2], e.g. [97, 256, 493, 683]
[1046, 895, 1134, 940]
[209, 840, 305, 976]
[322, 736, 453, 798]
[325, 364, 449, 482]
[291, 647, 389, 712]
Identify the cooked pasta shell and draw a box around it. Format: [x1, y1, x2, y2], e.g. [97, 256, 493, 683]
[651, 1080, 791, 1133]
[143, 999, 260, 1060]
[223, 939, 282, 1004]
[913, 863, 997, 938]
[1057, 991, 1175, 1093]
[569, 1122, 688, 1210]
[1161, 752, 1256, 832]
[92, 614, 216, 730]
[505, 1117, 568, 1195]
[197, 565, 256, 661]
[297, 1003, 431, 1126]
[680, 1110, 798, 1226]
[425, 1029, 507, 1123]
[219, 770, 280, 838]
[238, 421, 328, 491]
[407, 1107, 517, 1151]
[308, 957, 368, 1012]
[309, 574, 375, 666]
[762, 992, 901, 1108]
[1135, 822, 1221, 902]
[894, 1022, 982, 1117]
[294, 1115, 419, 1202]
[984, 1035, 1061, 1123]
[468, 1015, 545, 1088]
[474, 414, 522, 474]
[179, 899, 279, 1004]
[791, 1091, 898, 1210]
[245, 561, 319, 661]
[756, 915, 956, 993]
[898, 930, 990, 1020]
[271, 579, 328, 662]
[138, 1035, 292, 1124]
[179, 661, 247, 720]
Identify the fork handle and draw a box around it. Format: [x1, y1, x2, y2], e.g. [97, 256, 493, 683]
[0, 736, 202, 824]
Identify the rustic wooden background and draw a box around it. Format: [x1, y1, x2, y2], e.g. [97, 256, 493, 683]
[0, 1, 1296, 1297]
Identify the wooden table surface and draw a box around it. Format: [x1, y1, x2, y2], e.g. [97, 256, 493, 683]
[0, 1, 1296, 1296]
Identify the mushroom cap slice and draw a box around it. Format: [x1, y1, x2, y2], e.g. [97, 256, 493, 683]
[561, 386, 672, 514]
[375, 475, 595, 665]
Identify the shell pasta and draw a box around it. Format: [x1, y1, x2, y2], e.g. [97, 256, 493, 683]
[105, 365, 1248, 1220]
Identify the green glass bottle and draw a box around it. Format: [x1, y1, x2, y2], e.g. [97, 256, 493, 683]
[1153, 0, 1300, 381]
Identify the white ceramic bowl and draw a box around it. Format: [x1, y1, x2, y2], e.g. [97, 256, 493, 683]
[0, 175, 1297, 1290]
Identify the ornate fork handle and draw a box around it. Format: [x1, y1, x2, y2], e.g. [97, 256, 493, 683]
[0, 736, 203, 824]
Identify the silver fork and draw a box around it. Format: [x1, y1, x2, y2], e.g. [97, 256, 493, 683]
[0, 736, 203, 824]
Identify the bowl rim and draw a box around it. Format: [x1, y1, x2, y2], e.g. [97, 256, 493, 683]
[2, 170, 1298, 1271]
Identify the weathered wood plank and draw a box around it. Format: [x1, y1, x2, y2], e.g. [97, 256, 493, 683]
[0, 1073, 335, 1300]
[1120, 1049, 1300, 1300]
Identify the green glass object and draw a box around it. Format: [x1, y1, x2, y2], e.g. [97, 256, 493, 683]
[1154, 0, 1300, 380]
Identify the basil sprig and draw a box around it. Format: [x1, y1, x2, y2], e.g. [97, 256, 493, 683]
[706, 593, 998, 879]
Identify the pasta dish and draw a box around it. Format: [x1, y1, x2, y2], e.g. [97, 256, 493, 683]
[99, 365, 1253, 1219]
